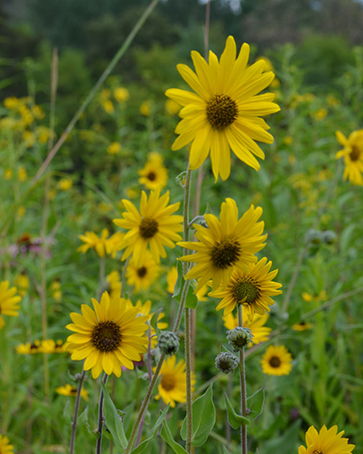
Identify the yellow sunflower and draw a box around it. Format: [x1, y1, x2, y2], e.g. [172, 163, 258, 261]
[77, 229, 124, 258]
[179, 199, 267, 293]
[40, 339, 68, 354]
[292, 321, 312, 332]
[56, 384, 89, 401]
[261, 345, 292, 376]
[210, 257, 282, 319]
[223, 312, 272, 347]
[155, 355, 195, 408]
[165, 36, 280, 181]
[15, 340, 41, 354]
[0, 281, 22, 329]
[66, 292, 149, 378]
[299, 425, 355, 454]
[0, 434, 14, 454]
[113, 190, 183, 266]
[126, 251, 160, 291]
[336, 130, 363, 186]
[13, 273, 29, 296]
[138, 153, 168, 190]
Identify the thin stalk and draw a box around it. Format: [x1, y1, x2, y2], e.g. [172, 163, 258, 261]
[96, 373, 109, 454]
[185, 307, 193, 453]
[69, 368, 86, 454]
[226, 374, 232, 451]
[98, 257, 105, 299]
[237, 305, 247, 454]
[121, 257, 130, 299]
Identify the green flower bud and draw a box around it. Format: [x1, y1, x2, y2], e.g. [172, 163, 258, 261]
[321, 230, 337, 245]
[305, 228, 322, 245]
[227, 327, 253, 351]
[215, 352, 239, 374]
[157, 331, 179, 355]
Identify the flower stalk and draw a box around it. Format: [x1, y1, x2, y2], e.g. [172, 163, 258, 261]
[237, 304, 248, 454]
[69, 368, 86, 454]
[96, 373, 109, 454]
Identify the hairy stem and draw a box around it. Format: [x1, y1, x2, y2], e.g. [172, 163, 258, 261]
[96, 374, 109, 454]
[69, 368, 86, 454]
[237, 305, 247, 454]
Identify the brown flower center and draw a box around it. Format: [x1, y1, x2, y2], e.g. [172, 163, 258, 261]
[211, 239, 241, 269]
[269, 356, 281, 368]
[147, 171, 156, 181]
[350, 145, 360, 162]
[313, 451, 323, 454]
[161, 374, 175, 391]
[91, 321, 122, 352]
[232, 279, 260, 304]
[70, 387, 78, 394]
[206, 94, 238, 130]
[137, 266, 147, 278]
[139, 218, 159, 239]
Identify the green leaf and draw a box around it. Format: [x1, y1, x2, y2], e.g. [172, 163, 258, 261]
[223, 447, 230, 454]
[101, 381, 128, 452]
[150, 306, 164, 337]
[180, 385, 216, 447]
[247, 387, 265, 420]
[161, 419, 188, 454]
[185, 283, 198, 309]
[224, 393, 250, 429]
[131, 405, 170, 454]
[172, 259, 184, 301]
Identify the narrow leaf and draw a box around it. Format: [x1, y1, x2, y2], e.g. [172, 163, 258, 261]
[161, 419, 188, 454]
[224, 393, 250, 429]
[101, 381, 128, 451]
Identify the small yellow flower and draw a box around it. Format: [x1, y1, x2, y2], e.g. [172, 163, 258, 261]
[99, 201, 113, 213]
[125, 187, 139, 199]
[99, 89, 111, 101]
[106, 271, 122, 298]
[138, 153, 168, 190]
[58, 178, 73, 191]
[283, 136, 293, 146]
[36, 126, 51, 144]
[41, 339, 67, 353]
[103, 100, 115, 114]
[261, 345, 292, 376]
[107, 142, 122, 155]
[56, 384, 89, 401]
[14, 274, 30, 296]
[17, 206, 26, 219]
[314, 108, 328, 121]
[165, 99, 181, 116]
[0, 281, 22, 329]
[327, 95, 340, 107]
[140, 101, 151, 116]
[292, 321, 312, 331]
[166, 266, 178, 294]
[114, 87, 130, 103]
[126, 251, 160, 291]
[4, 169, 13, 180]
[16, 340, 41, 354]
[18, 166, 28, 182]
[0, 433, 14, 454]
[298, 425, 355, 454]
[32, 105, 45, 120]
[23, 130, 36, 148]
[336, 130, 363, 186]
[4, 96, 19, 110]
[19, 105, 33, 125]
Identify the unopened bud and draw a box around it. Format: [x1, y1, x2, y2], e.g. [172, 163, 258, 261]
[157, 331, 179, 355]
[227, 327, 253, 351]
[321, 230, 337, 245]
[215, 352, 239, 374]
[305, 228, 322, 245]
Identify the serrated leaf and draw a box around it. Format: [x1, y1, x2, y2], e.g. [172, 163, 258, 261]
[185, 283, 198, 309]
[161, 419, 188, 454]
[131, 405, 169, 454]
[101, 381, 128, 452]
[172, 259, 184, 301]
[247, 387, 265, 420]
[180, 385, 216, 447]
[224, 393, 250, 429]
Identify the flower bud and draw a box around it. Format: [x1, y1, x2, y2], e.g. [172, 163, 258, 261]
[227, 327, 253, 351]
[157, 331, 179, 355]
[305, 228, 322, 245]
[215, 352, 239, 374]
[144, 347, 161, 367]
[321, 230, 337, 245]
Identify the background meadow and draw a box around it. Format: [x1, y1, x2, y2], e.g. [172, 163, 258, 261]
[0, 0, 363, 453]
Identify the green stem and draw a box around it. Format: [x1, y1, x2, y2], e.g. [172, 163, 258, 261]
[237, 305, 247, 454]
[96, 373, 109, 454]
[70, 368, 86, 454]
[98, 257, 105, 300]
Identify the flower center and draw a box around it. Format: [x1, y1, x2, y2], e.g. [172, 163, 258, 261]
[350, 145, 360, 162]
[137, 266, 147, 278]
[147, 171, 156, 181]
[30, 343, 39, 350]
[232, 279, 260, 304]
[91, 321, 122, 352]
[313, 451, 323, 454]
[139, 218, 159, 239]
[161, 373, 175, 391]
[269, 356, 281, 368]
[211, 239, 241, 269]
[70, 387, 78, 394]
[206, 94, 238, 130]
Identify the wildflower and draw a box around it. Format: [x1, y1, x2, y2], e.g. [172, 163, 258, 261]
[299, 425, 355, 454]
[223, 312, 272, 346]
[138, 153, 168, 190]
[14, 273, 30, 296]
[327, 95, 340, 107]
[283, 136, 294, 146]
[41, 339, 68, 353]
[0, 433, 14, 453]
[336, 130, 363, 186]
[114, 87, 130, 103]
[314, 108, 328, 121]
[66, 292, 149, 378]
[4, 169, 13, 180]
[166, 36, 280, 181]
[77, 229, 123, 258]
[0, 281, 22, 329]
[103, 100, 114, 114]
[4, 96, 19, 110]
[261, 345, 292, 376]
[179, 199, 267, 292]
[166, 266, 178, 294]
[32, 105, 45, 120]
[165, 99, 181, 116]
[215, 352, 239, 374]
[107, 142, 121, 155]
[16, 340, 41, 354]
[125, 187, 139, 199]
[50, 280, 62, 302]
[140, 101, 151, 116]
[99, 89, 111, 101]
[302, 290, 327, 303]
[56, 384, 89, 401]
[155, 356, 195, 407]
[23, 131, 36, 148]
[36, 126, 51, 144]
[16, 206, 26, 220]
[18, 166, 28, 182]
[126, 251, 160, 291]
[292, 321, 312, 331]
[113, 190, 183, 266]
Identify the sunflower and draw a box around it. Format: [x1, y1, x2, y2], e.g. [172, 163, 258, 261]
[56, 384, 89, 401]
[113, 190, 183, 266]
[336, 130, 363, 186]
[223, 312, 272, 347]
[13, 273, 29, 296]
[138, 152, 168, 190]
[77, 229, 124, 258]
[0, 434, 14, 454]
[155, 355, 195, 408]
[299, 425, 355, 454]
[0, 281, 22, 329]
[40, 339, 68, 354]
[15, 340, 41, 354]
[126, 251, 160, 291]
[165, 36, 280, 181]
[210, 257, 281, 319]
[261, 345, 292, 376]
[292, 321, 313, 332]
[66, 292, 149, 378]
[179, 199, 267, 293]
